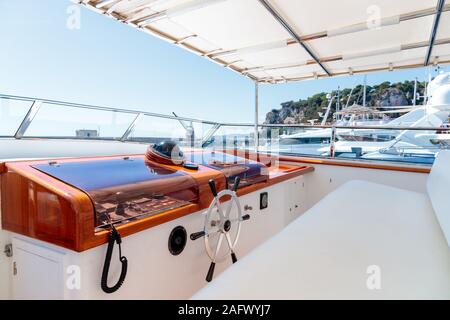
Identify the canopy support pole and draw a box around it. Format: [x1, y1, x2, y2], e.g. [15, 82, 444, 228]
[425, 0, 445, 66]
[254, 81, 259, 151]
[257, 0, 331, 76]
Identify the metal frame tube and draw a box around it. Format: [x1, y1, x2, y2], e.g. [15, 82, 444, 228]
[425, 0, 445, 66]
[201, 123, 221, 148]
[2, 94, 449, 143]
[210, 4, 450, 71]
[0, 94, 218, 125]
[121, 113, 143, 141]
[257, 0, 331, 76]
[14, 100, 42, 139]
[321, 94, 334, 126]
[254, 81, 259, 151]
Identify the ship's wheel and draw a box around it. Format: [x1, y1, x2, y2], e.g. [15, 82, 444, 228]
[190, 177, 250, 282]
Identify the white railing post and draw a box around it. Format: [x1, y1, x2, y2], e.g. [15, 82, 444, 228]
[14, 100, 42, 139]
[121, 113, 143, 142]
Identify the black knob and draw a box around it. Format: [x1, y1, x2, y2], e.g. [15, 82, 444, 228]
[231, 252, 237, 264]
[208, 179, 218, 197]
[206, 262, 216, 282]
[190, 231, 206, 241]
[232, 176, 240, 192]
[242, 214, 250, 221]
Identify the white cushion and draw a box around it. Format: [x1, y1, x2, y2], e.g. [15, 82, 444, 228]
[192, 180, 450, 299]
[427, 150, 450, 248]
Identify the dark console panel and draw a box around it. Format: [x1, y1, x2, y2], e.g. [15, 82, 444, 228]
[33, 158, 199, 230]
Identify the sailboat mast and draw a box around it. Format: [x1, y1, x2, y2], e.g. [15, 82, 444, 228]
[413, 77, 417, 107]
[424, 68, 432, 105]
[363, 75, 367, 107]
[337, 86, 340, 113]
[345, 87, 354, 109]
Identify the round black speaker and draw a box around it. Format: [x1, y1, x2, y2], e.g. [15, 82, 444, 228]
[168, 226, 187, 256]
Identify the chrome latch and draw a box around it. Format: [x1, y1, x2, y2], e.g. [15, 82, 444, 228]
[4, 244, 13, 257]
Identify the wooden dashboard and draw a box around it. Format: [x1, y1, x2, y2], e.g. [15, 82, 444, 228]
[0, 152, 313, 252]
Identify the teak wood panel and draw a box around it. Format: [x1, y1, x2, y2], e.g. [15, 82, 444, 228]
[1, 169, 90, 250]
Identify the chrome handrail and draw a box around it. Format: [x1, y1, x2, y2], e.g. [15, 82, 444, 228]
[0, 94, 219, 125]
[1, 93, 449, 147]
[259, 124, 449, 131]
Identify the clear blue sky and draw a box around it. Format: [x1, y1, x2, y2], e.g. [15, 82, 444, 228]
[1, 0, 449, 125]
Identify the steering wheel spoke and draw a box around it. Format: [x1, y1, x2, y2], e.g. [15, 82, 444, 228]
[215, 199, 226, 222]
[224, 232, 234, 250]
[224, 200, 234, 219]
[206, 227, 220, 237]
[228, 217, 241, 224]
[225, 231, 238, 264]
[213, 233, 225, 261]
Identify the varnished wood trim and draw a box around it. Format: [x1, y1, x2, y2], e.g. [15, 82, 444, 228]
[237, 165, 314, 197]
[278, 155, 431, 174]
[220, 149, 430, 174]
[90, 204, 201, 251]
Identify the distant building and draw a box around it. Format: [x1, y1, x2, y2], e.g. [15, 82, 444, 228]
[76, 129, 99, 138]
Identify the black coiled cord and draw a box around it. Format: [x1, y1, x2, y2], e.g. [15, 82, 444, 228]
[101, 226, 128, 294]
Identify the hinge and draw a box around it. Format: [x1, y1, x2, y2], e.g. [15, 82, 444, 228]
[4, 243, 12, 257]
[13, 261, 17, 276]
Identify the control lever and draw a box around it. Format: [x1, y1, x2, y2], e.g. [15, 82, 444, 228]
[232, 176, 240, 192]
[190, 231, 205, 241]
[206, 262, 216, 282]
[208, 179, 217, 197]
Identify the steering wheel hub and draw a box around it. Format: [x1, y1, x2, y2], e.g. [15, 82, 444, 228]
[224, 219, 232, 232]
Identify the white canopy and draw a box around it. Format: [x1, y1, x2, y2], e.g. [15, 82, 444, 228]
[79, 0, 450, 83]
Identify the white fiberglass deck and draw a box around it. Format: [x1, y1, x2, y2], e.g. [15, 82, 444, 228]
[193, 152, 450, 299]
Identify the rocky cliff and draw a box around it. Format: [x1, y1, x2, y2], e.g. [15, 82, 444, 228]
[264, 80, 425, 124]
